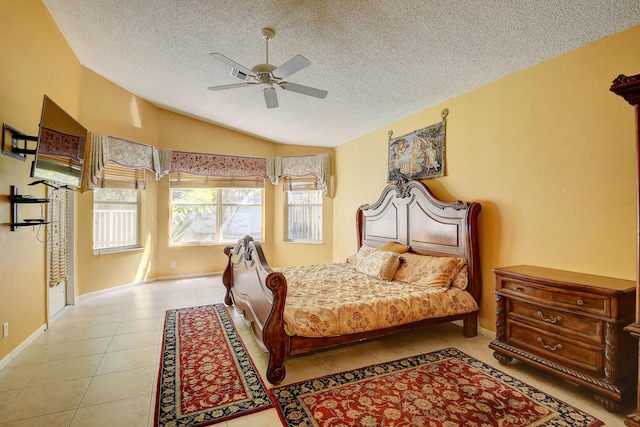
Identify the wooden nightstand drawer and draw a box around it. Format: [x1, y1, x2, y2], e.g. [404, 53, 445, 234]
[500, 278, 609, 316]
[507, 320, 602, 375]
[508, 299, 603, 343]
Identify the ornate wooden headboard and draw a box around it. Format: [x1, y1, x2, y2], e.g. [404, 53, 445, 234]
[356, 179, 482, 302]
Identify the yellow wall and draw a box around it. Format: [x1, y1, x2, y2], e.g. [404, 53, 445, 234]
[0, 0, 83, 361]
[334, 25, 640, 332]
[76, 69, 161, 294]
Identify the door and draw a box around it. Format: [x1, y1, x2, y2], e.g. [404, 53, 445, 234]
[47, 188, 75, 321]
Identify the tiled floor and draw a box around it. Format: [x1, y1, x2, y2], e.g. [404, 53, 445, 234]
[0, 276, 632, 426]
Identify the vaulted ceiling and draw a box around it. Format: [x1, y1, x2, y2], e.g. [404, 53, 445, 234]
[43, 1, 640, 147]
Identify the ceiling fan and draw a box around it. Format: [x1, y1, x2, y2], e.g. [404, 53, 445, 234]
[208, 27, 328, 109]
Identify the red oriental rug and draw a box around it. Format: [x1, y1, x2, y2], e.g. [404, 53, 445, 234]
[271, 347, 603, 427]
[154, 304, 274, 426]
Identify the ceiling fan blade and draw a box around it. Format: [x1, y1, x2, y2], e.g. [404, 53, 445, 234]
[207, 82, 257, 91]
[209, 53, 256, 78]
[272, 55, 311, 79]
[263, 86, 279, 108]
[279, 81, 328, 99]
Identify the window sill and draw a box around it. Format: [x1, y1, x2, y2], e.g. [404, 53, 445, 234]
[169, 242, 226, 248]
[93, 246, 144, 256]
[169, 240, 264, 248]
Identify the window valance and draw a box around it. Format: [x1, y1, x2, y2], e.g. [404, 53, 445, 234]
[86, 132, 329, 195]
[267, 153, 330, 196]
[88, 132, 163, 189]
[170, 151, 268, 178]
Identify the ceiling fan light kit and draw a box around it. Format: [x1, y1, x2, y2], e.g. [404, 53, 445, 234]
[208, 27, 328, 109]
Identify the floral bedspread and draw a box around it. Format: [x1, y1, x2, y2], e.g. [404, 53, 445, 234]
[276, 263, 478, 338]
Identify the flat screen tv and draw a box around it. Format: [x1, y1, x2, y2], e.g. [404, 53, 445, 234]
[30, 95, 87, 189]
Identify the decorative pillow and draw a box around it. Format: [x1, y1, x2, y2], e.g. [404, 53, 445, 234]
[394, 252, 466, 288]
[380, 242, 410, 254]
[451, 264, 469, 290]
[353, 245, 401, 281]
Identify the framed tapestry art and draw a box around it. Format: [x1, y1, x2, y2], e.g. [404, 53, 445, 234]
[388, 109, 448, 181]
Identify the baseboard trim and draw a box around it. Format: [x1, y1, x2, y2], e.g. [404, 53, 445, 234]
[77, 272, 222, 301]
[0, 323, 47, 371]
[77, 277, 158, 301]
[156, 271, 220, 281]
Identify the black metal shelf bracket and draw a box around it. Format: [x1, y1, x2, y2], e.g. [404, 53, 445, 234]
[9, 186, 49, 231]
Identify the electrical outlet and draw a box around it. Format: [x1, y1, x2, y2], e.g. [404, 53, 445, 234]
[3, 322, 8, 338]
[171, 260, 177, 268]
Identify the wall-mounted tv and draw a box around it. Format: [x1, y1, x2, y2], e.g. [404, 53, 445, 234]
[30, 95, 87, 189]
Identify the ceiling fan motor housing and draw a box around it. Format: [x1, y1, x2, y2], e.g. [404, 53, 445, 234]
[252, 63, 278, 84]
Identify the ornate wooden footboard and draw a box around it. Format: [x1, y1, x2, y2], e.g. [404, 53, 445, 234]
[223, 180, 482, 384]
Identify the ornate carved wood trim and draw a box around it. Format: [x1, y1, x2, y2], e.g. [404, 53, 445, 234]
[611, 72, 640, 426]
[611, 74, 640, 106]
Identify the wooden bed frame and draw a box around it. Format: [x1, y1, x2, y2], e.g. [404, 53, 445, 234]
[223, 179, 482, 384]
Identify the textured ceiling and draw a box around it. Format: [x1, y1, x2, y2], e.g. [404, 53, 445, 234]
[42, 0, 640, 148]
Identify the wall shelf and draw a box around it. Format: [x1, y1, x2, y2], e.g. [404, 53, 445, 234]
[9, 186, 49, 231]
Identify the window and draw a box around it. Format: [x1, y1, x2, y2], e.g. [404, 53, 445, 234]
[93, 188, 139, 251]
[286, 186, 323, 242]
[169, 175, 263, 245]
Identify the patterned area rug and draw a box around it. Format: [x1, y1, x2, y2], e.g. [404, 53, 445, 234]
[155, 304, 274, 426]
[271, 347, 602, 427]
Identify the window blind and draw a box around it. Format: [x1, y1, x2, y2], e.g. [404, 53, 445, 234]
[282, 176, 319, 192]
[95, 162, 146, 189]
[169, 173, 264, 189]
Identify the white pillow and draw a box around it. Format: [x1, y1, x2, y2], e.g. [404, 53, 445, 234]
[353, 245, 401, 281]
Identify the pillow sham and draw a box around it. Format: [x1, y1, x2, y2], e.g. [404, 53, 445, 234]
[394, 252, 466, 288]
[380, 242, 410, 254]
[353, 245, 401, 281]
[451, 264, 469, 290]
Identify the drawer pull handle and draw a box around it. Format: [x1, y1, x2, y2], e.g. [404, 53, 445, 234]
[537, 337, 563, 351]
[537, 311, 563, 324]
[513, 285, 522, 291]
[576, 299, 584, 306]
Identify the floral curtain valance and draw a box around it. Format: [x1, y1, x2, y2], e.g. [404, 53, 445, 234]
[267, 153, 330, 196]
[169, 151, 268, 178]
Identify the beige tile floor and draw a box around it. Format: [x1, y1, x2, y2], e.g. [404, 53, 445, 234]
[0, 276, 632, 426]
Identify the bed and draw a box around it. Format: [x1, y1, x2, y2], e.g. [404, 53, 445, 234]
[222, 179, 482, 384]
